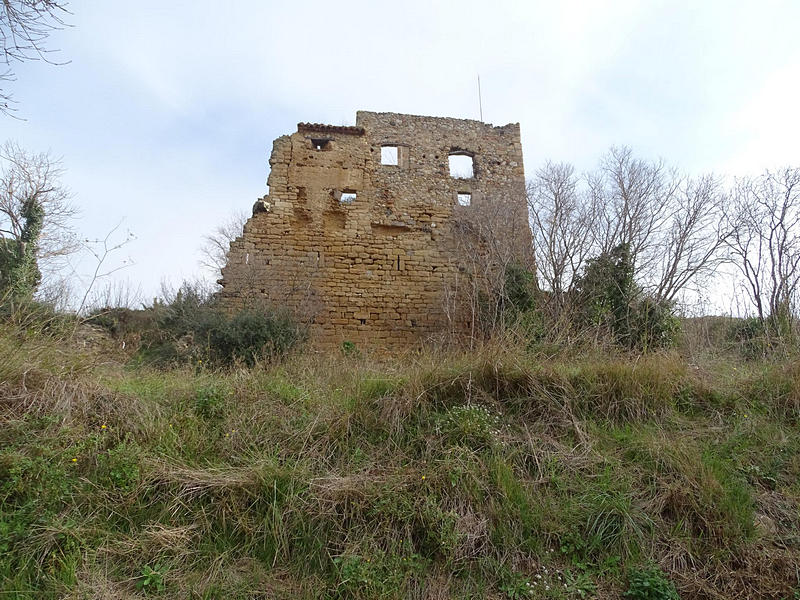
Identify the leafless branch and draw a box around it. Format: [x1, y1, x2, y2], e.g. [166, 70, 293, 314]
[199, 209, 248, 278]
[1, 1, 70, 115]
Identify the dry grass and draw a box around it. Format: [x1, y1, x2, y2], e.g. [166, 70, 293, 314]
[2, 323, 800, 599]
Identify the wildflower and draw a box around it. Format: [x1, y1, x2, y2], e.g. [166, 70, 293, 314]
[421, 475, 426, 481]
[101, 424, 107, 429]
[71, 458, 77, 463]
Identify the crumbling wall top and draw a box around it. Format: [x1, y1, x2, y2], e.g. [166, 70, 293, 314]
[297, 123, 365, 136]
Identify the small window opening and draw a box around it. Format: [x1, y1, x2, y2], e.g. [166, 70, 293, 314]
[457, 193, 472, 207]
[312, 138, 331, 151]
[381, 146, 399, 165]
[340, 191, 357, 204]
[449, 153, 474, 179]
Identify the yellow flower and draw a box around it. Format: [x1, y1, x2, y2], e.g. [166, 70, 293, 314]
[101, 424, 107, 429]
[421, 475, 426, 481]
[71, 458, 77, 463]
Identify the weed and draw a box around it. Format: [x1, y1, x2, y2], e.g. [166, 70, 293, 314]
[137, 563, 168, 593]
[623, 565, 679, 600]
[194, 385, 227, 420]
[341, 340, 359, 357]
[498, 571, 535, 598]
[97, 441, 142, 493]
[331, 552, 426, 599]
[435, 404, 502, 450]
[565, 569, 598, 598]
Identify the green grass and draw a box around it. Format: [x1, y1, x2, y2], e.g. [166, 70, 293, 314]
[1, 327, 799, 599]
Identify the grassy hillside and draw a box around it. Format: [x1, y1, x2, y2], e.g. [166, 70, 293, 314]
[1, 323, 799, 599]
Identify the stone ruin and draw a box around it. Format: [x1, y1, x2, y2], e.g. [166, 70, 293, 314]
[219, 111, 533, 349]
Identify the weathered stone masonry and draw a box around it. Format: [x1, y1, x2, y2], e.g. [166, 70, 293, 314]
[219, 111, 533, 349]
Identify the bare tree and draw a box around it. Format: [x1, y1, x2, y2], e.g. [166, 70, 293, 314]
[593, 146, 680, 284]
[442, 190, 535, 346]
[726, 168, 800, 326]
[652, 174, 732, 304]
[0, 141, 77, 293]
[529, 147, 733, 319]
[199, 208, 247, 277]
[1, 0, 69, 114]
[527, 161, 595, 312]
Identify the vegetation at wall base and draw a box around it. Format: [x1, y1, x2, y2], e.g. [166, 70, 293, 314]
[1, 306, 799, 599]
[85, 283, 305, 369]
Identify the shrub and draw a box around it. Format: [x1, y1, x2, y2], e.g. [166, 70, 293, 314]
[195, 308, 303, 367]
[111, 282, 306, 367]
[630, 297, 680, 351]
[502, 262, 537, 314]
[729, 317, 769, 359]
[574, 244, 678, 350]
[0, 299, 77, 338]
[574, 243, 636, 342]
[85, 306, 157, 340]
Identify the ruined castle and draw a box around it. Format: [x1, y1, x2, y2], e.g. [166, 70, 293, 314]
[219, 111, 533, 349]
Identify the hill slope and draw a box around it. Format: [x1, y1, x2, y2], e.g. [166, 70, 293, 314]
[1, 327, 799, 599]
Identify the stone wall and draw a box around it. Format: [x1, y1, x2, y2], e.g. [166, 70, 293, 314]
[218, 111, 533, 349]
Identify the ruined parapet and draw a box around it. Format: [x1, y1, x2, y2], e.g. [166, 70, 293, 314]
[219, 111, 533, 349]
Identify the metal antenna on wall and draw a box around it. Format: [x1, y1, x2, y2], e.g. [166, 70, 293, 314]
[477, 74, 483, 122]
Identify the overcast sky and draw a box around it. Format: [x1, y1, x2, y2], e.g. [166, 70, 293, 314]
[4, 0, 800, 307]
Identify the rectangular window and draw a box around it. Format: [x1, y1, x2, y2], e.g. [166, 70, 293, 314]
[449, 154, 474, 179]
[340, 192, 357, 204]
[457, 193, 472, 207]
[381, 146, 399, 165]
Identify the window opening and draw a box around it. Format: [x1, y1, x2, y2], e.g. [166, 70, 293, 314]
[448, 153, 474, 179]
[457, 193, 472, 207]
[381, 146, 399, 165]
[340, 191, 357, 204]
[311, 138, 331, 151]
